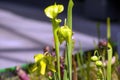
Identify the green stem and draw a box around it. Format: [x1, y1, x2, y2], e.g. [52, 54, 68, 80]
[97, 68, 104, 80]
[67, 0, 74, 29]
[53, 72, 57, 80]
[77, 43, 86, 79]
[86, 53, 91, 80]
[52, 19, 61, 80]
[77, 53, 85, 79]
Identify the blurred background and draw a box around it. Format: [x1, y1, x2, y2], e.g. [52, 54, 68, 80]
[0, 0, 120, 68]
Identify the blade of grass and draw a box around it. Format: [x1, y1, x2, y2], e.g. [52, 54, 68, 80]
[86, 52, 91, 80]
[72, 55, 77, 80]
[76, 43, 86, 79]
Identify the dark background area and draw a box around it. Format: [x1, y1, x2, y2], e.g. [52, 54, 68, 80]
[0, 0, 120, 42]
[0, 0, 120, 21]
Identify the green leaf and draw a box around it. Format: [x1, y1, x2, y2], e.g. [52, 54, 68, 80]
[45, 56, 56, 64]
[29, 63, 38, 72]
[48, 64, 56, 72]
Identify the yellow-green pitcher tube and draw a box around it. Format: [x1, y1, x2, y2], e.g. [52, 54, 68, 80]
[67, 0, 74, 80]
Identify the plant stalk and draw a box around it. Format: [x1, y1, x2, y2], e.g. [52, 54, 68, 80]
[52, 19, 61, 80]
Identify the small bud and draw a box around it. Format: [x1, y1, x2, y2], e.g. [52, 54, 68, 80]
[57, 25, 72, 44]
[96, 61, 103, 67]
[91, 56, 98, 62]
